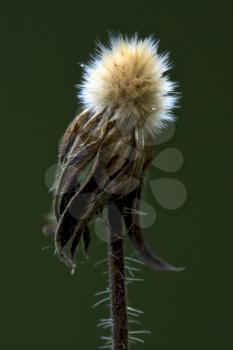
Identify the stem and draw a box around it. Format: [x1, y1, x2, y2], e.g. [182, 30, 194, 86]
[108, 203, 128, 350]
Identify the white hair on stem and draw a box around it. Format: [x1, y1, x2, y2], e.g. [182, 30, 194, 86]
[78, 34, 179, 136]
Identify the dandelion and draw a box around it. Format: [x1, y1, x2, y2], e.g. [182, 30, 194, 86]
[45, 34, 184, 350]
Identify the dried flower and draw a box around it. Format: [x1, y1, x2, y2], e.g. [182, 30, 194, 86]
[45, 34, 184, 350]
[47, 34, 182, 273]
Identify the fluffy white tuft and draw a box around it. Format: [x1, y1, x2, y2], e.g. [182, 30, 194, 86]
[78, 35, 178, 134]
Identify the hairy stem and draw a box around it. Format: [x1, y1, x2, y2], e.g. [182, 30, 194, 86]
[108, 203, 128, 350]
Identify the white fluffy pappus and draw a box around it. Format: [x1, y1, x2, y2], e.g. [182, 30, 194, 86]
[78, 35, 178, 135]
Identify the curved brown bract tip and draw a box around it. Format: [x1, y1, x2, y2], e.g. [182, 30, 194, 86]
[122, 184, 185, 272]
[83, 226, 91, 256]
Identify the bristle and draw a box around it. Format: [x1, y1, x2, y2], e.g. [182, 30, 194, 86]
[78, 34, 178, 135]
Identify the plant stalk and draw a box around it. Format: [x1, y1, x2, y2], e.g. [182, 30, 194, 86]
[108, 203, 128, 350]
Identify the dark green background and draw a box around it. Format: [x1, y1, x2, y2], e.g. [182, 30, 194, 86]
[1, 1, 232, 349]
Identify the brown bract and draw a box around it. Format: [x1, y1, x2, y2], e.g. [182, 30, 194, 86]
[46, 108, 181, 273]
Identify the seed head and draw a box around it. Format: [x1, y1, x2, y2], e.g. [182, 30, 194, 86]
[78, 35, 178, 134]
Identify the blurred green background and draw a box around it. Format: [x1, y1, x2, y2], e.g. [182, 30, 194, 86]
[1, 1, 232, 349]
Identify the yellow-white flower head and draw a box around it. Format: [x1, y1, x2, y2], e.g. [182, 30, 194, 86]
[78, 35, 178, 134]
